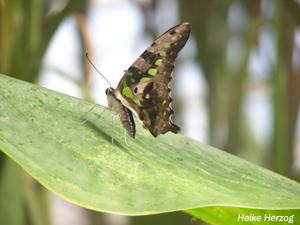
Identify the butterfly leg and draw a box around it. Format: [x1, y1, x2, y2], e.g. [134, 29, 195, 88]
[124, 130, 130, 147]
[111, 112, 118, 145]
[77, 104, 107, 125]
[119, 122, 123, 132]
[124, 130, 130, 148]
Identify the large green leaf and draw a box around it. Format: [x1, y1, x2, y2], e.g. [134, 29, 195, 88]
[0, 74, 300, 218]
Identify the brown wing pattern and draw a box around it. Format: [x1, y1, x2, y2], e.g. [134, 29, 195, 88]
[115, 23, 191, 137]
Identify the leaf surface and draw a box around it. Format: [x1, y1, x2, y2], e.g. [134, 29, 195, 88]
[0, 74, 299, 216]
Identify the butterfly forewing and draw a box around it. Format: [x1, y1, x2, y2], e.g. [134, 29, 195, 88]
[115, 23, 191, 137]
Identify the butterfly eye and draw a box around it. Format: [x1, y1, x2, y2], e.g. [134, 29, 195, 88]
[133, 87, 138, 93]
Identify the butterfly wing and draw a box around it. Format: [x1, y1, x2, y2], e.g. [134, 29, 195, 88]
[115, 23, 191, 137]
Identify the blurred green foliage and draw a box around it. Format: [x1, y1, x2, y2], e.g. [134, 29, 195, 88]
[0, 0, 87, 224]
[179, 0, 300, 179]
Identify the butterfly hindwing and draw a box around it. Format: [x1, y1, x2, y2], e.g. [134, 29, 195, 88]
[115, 23, 191, 137]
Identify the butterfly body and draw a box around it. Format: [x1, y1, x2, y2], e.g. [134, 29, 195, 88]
[106, 23, 191, 139]
[106, 87, 135, 139]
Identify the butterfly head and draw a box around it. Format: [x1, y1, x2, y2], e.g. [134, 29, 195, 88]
[105, 87, 118, 110]
[105, 87, 115, 97]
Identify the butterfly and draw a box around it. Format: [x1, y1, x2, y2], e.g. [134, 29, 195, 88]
[82, 23, 191, 145]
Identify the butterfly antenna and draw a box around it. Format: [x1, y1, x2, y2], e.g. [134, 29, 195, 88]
[86, 53, 112, 87]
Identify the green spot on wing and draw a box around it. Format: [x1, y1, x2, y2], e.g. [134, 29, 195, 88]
[162, 100, 167, 106]
[158, 91, 163, 97]
[128, 72, 133, 76]
[123, 87, 132, 98]
[164, 43, 171, 48]
[143, 109, 151, 125]
[148, 68, 157, 76]
[131, 78, 135, 83]
[145, 93, 150, 99]
[140, 77, 150, 82]
[123, 80, 127, 87]
[163, 111, 167, 118]
[155, 59, 163, 66]
[160, 52, 167, 57]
